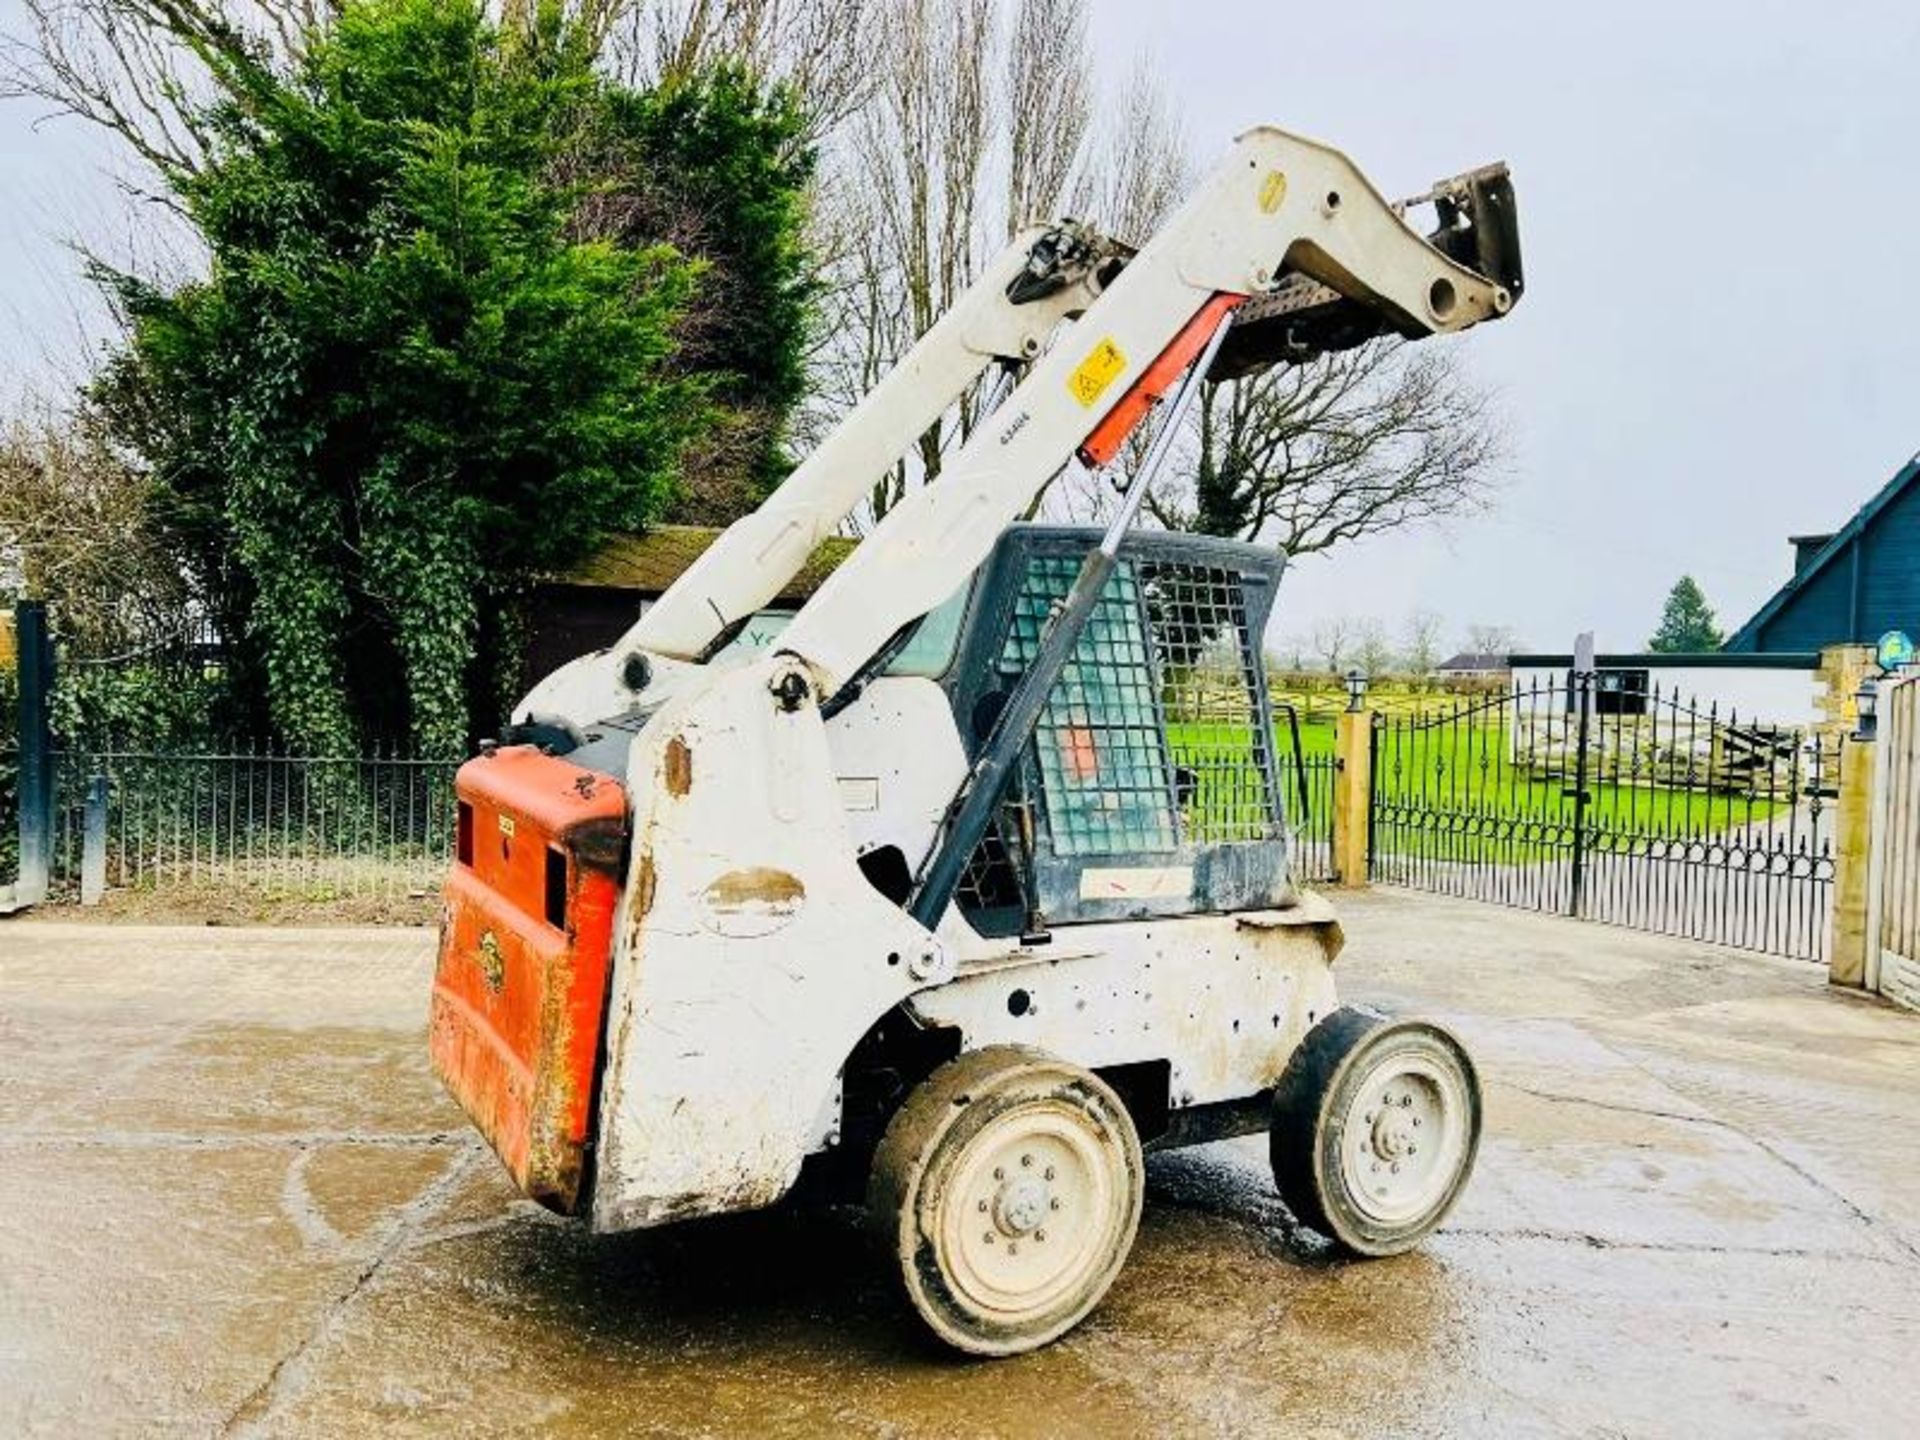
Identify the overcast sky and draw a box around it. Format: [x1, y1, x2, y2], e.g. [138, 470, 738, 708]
[3, 0, 1918, 656]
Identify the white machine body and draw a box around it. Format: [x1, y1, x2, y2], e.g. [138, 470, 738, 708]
[474, 126, 1519, 1230]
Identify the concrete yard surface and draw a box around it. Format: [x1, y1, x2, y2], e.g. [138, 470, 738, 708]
[2, 891, 1917, 1438]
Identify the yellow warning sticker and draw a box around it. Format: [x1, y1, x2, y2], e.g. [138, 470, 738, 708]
[496, 813, 516, 838]
[1258, 169, 1288, 214]
[1067, 338, 1127, 408]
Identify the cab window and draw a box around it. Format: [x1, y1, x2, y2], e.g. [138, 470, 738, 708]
[883, 582, 970, 678]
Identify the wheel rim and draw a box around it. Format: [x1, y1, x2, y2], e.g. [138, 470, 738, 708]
[1336, 1049, 1472, 1227]
[936, 1101, 1121, 1322]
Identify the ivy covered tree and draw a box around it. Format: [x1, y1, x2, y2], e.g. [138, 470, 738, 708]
[1648, 575, 1725, 653]
[584, 69, 816, 520]
[87, 0, 813, 754]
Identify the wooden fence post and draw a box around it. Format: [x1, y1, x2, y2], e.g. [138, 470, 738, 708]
[1332, 700, 1374, 888]
[1829, 729, 1877, 989]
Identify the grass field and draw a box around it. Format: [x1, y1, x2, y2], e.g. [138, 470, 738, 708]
[1276, 713, 1805, 864]
[1156, 701, 1807, 866]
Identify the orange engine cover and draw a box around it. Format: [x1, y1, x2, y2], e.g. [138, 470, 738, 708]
[430, 745, 628, 1214]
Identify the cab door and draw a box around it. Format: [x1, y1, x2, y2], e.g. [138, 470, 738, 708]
[949, 529, 1294, 933]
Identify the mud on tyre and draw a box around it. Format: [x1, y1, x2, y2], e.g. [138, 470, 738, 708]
[868, 1045, 1144, 1356]
[1270, 1008, 1482, 1256]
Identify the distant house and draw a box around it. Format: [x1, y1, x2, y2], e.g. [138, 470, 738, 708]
[524, 524, 855, 681]
[1508, 650, 1824, 728]
[1435, 652, 1509, 679]
[1724, 452, 1920, 653]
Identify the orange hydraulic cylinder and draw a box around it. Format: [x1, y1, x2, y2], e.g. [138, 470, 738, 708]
[1076, 293, 1247, 469]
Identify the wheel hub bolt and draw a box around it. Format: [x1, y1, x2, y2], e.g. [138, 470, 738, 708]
[994, 1175, 1050, 1237]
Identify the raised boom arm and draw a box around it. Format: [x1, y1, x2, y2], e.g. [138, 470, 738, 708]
[628, 228, 1115, 661]
[775, 126, 1517, 693]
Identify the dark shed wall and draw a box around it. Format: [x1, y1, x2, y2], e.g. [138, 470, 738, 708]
[525, 585, 645, 684]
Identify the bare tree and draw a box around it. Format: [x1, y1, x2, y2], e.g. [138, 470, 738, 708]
[841, 0, 994, 513]
[1463, 623, 1518, 658]
[1068, 55, 1192, 244]
[1146, 338, 1504, 553]
[812, 0, 1097, 523]
[1306, 615, 1354, 675]
[0, 0, 257, 180]
[616, 0, 881, 140]
[1, 2, 644, 184]
[1267, 639, 1306, 673]
[1402, 608, 1444, 679]
[0, 400, 186, 649]
[1034, 51, 1192, 527]
[1003, 0, 1087, 236]
[1352, 618, 1395, 679]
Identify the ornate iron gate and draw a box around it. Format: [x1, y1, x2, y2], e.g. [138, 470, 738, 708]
[1369, 674, 1837, 961]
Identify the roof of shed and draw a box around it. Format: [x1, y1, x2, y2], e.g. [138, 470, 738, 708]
[1725, 452, 1920, 651]
[553, 525, 857, 606]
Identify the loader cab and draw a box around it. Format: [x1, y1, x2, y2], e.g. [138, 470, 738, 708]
[914, 525, 1297, 938]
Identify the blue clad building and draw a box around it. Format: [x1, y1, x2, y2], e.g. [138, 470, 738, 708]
[1724, 452, 1920, 653]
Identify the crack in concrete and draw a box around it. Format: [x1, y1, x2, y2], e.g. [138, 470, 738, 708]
[1503, 1082, 1730, 1131]
[1585, 1033, 1920, 1270]
[400, 1213, 524, 1251]
[222, 1142, 481, 1436]
[1726, 1129, 1920, 1267]
[1444, 1224, 1910, 1266]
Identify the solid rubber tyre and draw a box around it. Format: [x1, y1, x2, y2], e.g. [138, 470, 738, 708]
[1270, 1007, 1482, 1256]
[868, 1045, 1144, 1356]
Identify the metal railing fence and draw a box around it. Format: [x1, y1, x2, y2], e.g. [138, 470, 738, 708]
[23, 744, 461, 904]
[1369, 675, 1837, 961]
[1290, 751, 1337, 882]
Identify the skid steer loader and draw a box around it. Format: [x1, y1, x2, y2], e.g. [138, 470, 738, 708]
[430, 125, 1523, 1355]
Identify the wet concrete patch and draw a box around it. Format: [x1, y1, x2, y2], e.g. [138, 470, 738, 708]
[52, 1023, 453, 1137]
[0, 1013, 188, 1127]
[250, 1190, 1156, 1438]
[3, 899, 1918, 1437]
[0, 1139, 463, 1436]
